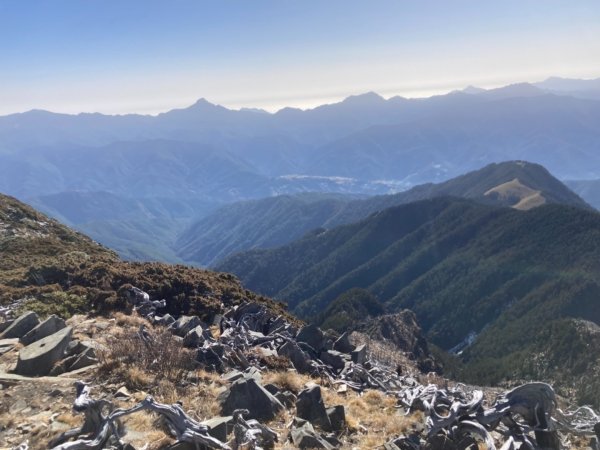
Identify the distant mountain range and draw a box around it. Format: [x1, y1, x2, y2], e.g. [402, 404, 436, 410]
[177, 160, 589, 266]
[2, 76, 598, 261]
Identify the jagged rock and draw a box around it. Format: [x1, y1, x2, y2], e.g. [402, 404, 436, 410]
[290, 420, 335, 449]
[296, 385, 332, 431]
[170, 315, 203, 337]
[351, 344, 367, 365]
[333, 331, 355, 354]
[279, 340, 312, 373]
[49, 355, 78, 376]
[182, 325, 209, 348]
[231, 302, 263, 321]
[0, 338, 18, 354]
[65, 339, 97, 358]
[196, 344, 225, 370]
[222, 369, 244, 383]
[154, 313, 175, 326]
[218, 377, 284, 420]
[20, 314, 66, 346]
[243, 366, 262, 382]
[275, 391, 297, 408]
[114, 386, 131, 399]
[320, 350, 349, 371]
[16, 326, 73, 376]
[326, 405, 346, 431]
[0, 311, 39, 339]
[124, 286, 149, 305]
[200, 415, 234, 442]
[296, 324, 325, 352]
[69, 347, 97, 371]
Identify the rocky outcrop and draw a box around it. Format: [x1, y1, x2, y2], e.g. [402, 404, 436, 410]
[15, 326, 73, 376]
[218, 377, 284, 420]
[354, 310, 439, 371]
[0, 311, 39, 339]
[20, 314, 66, 346]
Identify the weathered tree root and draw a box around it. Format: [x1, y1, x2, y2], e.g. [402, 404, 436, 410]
[50, 382, 231, 450]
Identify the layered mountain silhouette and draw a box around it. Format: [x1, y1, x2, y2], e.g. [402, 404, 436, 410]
[2, 78, 599, 262]
[178, 161, 589, 266]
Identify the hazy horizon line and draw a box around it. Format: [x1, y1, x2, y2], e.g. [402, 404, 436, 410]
[3, 74, 599, 118]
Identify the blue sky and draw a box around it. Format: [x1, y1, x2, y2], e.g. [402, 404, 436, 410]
[0, 0, 599, 114]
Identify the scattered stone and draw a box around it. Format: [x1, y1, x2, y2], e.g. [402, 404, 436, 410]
[114, 386, 131, 399]
[333, 331, 355, 353]
[200, 415, 234, 442]
[296, 384, 332, 431]
[182, 325, 208, 348]
[170, 315, 203, 337]
[275, 390, 296, 408]
[0, 311, 39, 339]
[154, 313, 175, 326]
[222, 370, 244, 383]
[279, 340, 312, 373]
[15, 326, 73, 376]
[290, 420, 335, 449]
[68, 347, 97, 371]
[20, 315, 66, 346]
[351, 344, 367, 365]
[326, 405, 346, 432]
[336, 384, 348, 394]
[296, 324, 325, 352]
[218, 377, 284, 420]
[0, 338, 19, 354]
[320, 350, 349, 371]
[49, 355, 78, 376]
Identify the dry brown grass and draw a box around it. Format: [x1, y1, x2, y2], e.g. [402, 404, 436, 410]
[262, 370, 313, 394]
[97, 323, 195, 390]
[320, 385, 422, 448]
[114, 311, 147, 328]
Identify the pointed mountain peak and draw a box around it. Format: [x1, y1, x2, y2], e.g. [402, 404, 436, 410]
[189, 98, 219, 109]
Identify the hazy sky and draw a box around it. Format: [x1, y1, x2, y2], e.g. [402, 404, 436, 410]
[1, 0, 599, 115]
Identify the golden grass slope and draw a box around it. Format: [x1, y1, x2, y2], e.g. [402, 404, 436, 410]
[484, 177, 546, 210]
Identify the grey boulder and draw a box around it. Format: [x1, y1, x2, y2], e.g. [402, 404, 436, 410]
[296, 324, 325, 352]
[0, 311, 39, 339]
[218, 377, 284, 421]
[351, 344, 367, 365]
[333, 332, 355, 354]
[200, 416, 234, 442]
[290, 420, 334, 449]
[20, 314, 66, 346]
[296, 385, 332, 431]
[15, 326, 73, 376]
[170, 316, 203, 337]
[320, 350, 349, 371]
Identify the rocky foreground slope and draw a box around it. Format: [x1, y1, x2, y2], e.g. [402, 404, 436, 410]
[1, 288, 600, 450]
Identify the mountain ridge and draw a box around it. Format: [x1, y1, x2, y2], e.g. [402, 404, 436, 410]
[175, 161, 588, 267]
